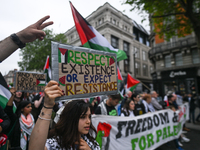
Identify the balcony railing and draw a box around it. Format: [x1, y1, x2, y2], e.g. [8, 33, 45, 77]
[148, 37, 196, 57]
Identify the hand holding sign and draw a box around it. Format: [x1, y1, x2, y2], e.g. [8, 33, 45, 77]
[44, 80, 64, 107]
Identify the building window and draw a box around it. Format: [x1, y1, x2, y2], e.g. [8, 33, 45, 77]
[150, 66, 153, 73]
[192, 49, 200, 64]
[139, 36, 143, 43]
[98, 19, 102, 25]
[123, 41, 129, 54]
[124, 56, 130, 73]
[165, 55, 171, 68]
[146, 38, 150, 47]
[135, 62, 140, 75]
[175, 53, 183, 66]
[134, 47, 140, 58]
[111, 35, 119, 49]
[124, 26, 127, 31]
[143, 64, 148, 76]
[142, 50, 147, 61]
[113, 19, 116, 25]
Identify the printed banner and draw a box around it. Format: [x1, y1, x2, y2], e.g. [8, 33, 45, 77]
[14, 71, 46, 92]
[51, 42, 118, 101]
[92, 103, 189, 150]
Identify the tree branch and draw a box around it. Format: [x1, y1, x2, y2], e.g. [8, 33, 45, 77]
[152, 12, 185, 18]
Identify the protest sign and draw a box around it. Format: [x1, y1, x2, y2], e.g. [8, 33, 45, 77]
[51, 42, 118, 101]
[92, 103, 189, 150]
[14, 71, 46, 92]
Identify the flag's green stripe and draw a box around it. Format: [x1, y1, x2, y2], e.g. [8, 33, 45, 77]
[44, 69, 50, 82]
[0, 95, 16, 112]
[83, 41, 127, 62]
[130, 84, 139, 92]
[118, 80, 122, 83]
[58, 49, 61, 63]
[37, 84, 46, 86]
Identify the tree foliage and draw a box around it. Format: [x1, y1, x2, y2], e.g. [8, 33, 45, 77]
[18, 29, 67, 71]
[123, 0, 200, 43]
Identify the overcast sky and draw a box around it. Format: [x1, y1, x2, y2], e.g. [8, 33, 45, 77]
[0, 0, 149, 75]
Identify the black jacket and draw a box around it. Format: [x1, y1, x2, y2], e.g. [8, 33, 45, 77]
[0, 105, 10, 133]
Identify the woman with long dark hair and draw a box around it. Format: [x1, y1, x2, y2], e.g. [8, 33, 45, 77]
[120, 99, 135, 117]
[29, 81, 100, 150]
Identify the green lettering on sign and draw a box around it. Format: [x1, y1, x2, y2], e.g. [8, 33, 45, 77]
[139, 136, 146, 150]
[131, 138, 138, 150]
[156, 129, 162, 143]
[147, 133, 154, 148]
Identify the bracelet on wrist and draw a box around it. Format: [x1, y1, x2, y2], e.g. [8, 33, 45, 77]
[38, 115, 51, 121]
[10, 33, 26, 48]
[43, 105, 54, 109]
[40, 111, 52, 116]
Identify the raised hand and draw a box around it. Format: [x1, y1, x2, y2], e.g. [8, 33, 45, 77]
[16, 15, 53, 43]
[44, 80, 63, 107]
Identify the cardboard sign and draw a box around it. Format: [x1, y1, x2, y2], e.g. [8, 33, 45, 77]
[14, 71, 46, 92]
[51, 42, 118, 101]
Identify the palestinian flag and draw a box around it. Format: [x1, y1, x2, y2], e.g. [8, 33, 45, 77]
[126, 73, 140, 92]
[0, 73, 16, 112]
[117, 66, 123, 82]
[70, 2, 127, 62]
[43, 56, 51, 83]
[119, 73, 140, 94]
[36, 79, 46, 86]
[58, 48, 68, 63]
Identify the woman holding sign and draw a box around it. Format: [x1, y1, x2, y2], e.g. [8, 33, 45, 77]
[29, 81, 100, 150]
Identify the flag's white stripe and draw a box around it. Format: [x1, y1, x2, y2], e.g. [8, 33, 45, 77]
[39, 81, 46, 84]
[89, 26, 118, 52]
[0, 84, 11, 100]
[61, 54, 65, 63]
[48, 67, 52, 79]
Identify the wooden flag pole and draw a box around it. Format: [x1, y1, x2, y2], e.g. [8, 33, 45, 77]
[139, 81, 151, 91]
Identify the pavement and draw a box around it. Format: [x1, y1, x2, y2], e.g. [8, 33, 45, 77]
[157, 108, 200, 150]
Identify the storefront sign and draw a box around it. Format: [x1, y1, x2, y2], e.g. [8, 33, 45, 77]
[51, 42, 118, 101]
[169, 71, 186, 78]
[92, 103, 189, 150]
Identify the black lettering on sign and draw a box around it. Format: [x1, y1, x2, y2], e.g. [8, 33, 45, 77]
[116, 121, 127, 139]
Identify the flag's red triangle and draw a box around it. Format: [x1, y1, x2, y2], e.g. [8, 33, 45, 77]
[70, 2, 96, 45]
[117, 67, 123, 81]
[43, 56, 50, 70]
[109, 57, 115, 65]
[58, 48, 68, 55]
[36, 79, 40, 85]
[127, 73, 140, 88]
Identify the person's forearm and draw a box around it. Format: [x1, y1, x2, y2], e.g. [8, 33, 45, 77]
[34, 96, 43, 108]
[29, 107, 52, 150]
[0, 36, 19, 62]
[7, 95, 15, 106]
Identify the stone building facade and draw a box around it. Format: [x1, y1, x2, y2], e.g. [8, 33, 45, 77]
[149, 20, 200, 97]
[65, 2, 153, 92]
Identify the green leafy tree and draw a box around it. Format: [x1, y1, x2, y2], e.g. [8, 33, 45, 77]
[18, 29, 67, 71]
[123, 0, 200, 47]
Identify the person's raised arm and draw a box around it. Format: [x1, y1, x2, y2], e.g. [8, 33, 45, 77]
[29, 80, 63, 150]
[0, 15, 53, 62]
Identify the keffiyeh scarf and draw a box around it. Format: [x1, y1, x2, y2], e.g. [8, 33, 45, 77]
[19, 114, 35, 150]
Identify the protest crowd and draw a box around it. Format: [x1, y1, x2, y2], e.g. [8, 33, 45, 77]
[0, 9, 199, 150]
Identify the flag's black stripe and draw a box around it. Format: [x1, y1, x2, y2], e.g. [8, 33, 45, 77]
[0, 72, 9, 90]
